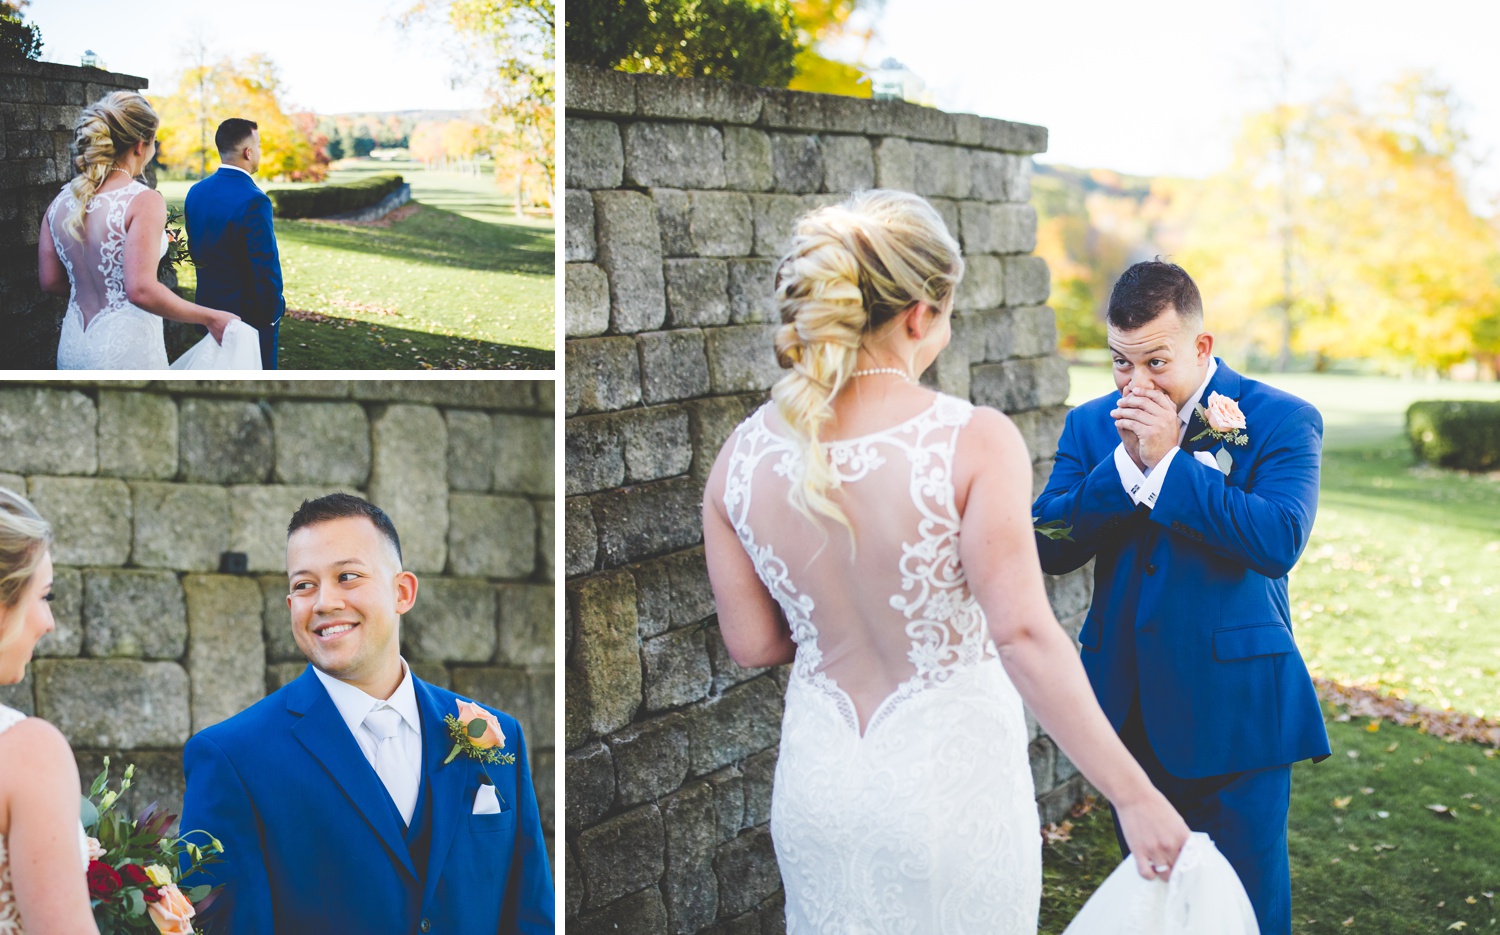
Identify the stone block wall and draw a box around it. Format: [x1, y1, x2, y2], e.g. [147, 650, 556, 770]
[0, 379, 556, 860]
[0, 61, 151, 368]
[564, 65, 1095, 933]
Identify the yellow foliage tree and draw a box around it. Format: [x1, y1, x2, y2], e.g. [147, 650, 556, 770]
[786, 0, 879, 97]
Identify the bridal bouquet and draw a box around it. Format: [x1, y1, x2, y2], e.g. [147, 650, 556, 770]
[82, 758, 224, 935]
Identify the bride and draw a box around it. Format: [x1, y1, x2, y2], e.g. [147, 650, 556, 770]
[37, 91, 240, 370]
[0, 489, 99, 934]
[702, 190, 1191, 933]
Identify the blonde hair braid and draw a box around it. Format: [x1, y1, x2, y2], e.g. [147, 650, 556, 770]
[64, 91, 159, 239]
[771, 190, 964, 531]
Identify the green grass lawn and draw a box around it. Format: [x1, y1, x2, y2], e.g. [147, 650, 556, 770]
[1050, 366, 1500, 931]
[1041, 714, 1500, 934]
[158, 160, 554, 370]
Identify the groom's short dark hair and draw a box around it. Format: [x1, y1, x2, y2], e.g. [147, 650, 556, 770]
[1107, 259, 1203, 331]
[287, 493, 402, 564]
[215, 118, 259, 155]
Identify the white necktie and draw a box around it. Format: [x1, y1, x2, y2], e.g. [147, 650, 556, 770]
[363, 705, 418, 826]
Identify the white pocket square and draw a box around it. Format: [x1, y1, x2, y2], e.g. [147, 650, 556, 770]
[1192, 450, 1228, 475]
[472, 782, 502, 815]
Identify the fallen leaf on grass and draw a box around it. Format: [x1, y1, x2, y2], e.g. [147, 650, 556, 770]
[1372, 843, 1398, 852]
[1426, 804, 1456, 818]
[1317, 679, 1500, 747]
[1448, 923, 1467, 931]
[1342, 918, 1354, 927]
[1333, 796, 1352, 808]
[1041, 821, 1074, 844]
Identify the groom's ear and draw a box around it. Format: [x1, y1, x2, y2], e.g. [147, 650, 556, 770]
[1196, 330, 1214, 362]
[393, 570, 418, 615]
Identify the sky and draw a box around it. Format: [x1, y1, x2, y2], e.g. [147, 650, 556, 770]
[28, 0, 484, 114]
[859, 0, 1500, 205]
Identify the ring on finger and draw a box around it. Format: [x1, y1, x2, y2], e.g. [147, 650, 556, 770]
[1151, 862, 1170, 874]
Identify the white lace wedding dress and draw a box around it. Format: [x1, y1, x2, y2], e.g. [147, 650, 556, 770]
[46, 180, 172, 370]
[0, 704, 91, 934]
[723, 393, 1043, 934]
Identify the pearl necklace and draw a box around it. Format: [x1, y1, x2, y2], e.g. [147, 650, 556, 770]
[850, 367, 913, 383]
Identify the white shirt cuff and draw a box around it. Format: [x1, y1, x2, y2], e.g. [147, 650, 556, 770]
[1114, 444, 1147, 504]
[1115, 444, 1181, 508]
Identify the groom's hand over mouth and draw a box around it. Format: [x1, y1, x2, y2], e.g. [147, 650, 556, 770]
[1112, 386, 1179, 470]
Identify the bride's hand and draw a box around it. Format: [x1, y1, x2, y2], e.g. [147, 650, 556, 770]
[1115, 790, 1190, 882]
[207, 311, 241, 345]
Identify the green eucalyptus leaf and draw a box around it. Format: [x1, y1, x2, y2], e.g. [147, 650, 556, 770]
[466, 717, 488, 739]
[80, 795, 100, 830]
[188, 884, 211, 902]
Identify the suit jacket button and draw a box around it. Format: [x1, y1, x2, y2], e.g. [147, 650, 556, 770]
[420, 920, 431, 933]
[1145, 564, 1156, 575]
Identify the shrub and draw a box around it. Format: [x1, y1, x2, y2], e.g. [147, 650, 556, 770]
[1406, 400, 1500, 471]
[0, 15, 42, 61]
[566, 0, 801, 88]
[267, 174, 403, 220]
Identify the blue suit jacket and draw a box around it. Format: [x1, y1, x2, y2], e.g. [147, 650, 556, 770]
[179, 666, 553, 934]
[1032, 360, 1331, 778]
[184, 167, 285, 329]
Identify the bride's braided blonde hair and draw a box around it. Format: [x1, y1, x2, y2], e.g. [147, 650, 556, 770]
[63, 91, 158, 239]
[772, 189, 964, 531]
[0, 488, 51, 654]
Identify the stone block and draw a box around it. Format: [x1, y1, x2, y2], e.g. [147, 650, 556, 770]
[97, 390, 175, 479]
[33, 659, 190, 748]
[686, 395, 763, 483]
[258, 574, 301, 662]
[653, 188, 693, 257]
[954, 254, 1005, 312]
[706, 625, 768, 694]
[568, 571, 642, 735]
[929, 331, 972, 399]
[976, 118, 1049, 155]
[971, 357, 1071, 413]
[639, 329, 712, 405]
[567, 740, 615, 830]
[910, 142, 972, 199]
[873, 136, 914, 190]
[566, 336, 642, 416]
[445, 409, 497, 493]
[184, 575, 265, 732]
[565, 64, 636, 117]
[0, 387, 95, 475]
[32, 566, 81, 658]
[230, 485, 344, 574]
[713, 827, 781, 917]
[618, 406, 693, 484]
[690, 191, 754, 257]
[987, 305, 1058, 360]
[0, 673, 32, 715]
[565, 189, 596, 262]
[1029, 736, 1057, 793]
[81, 569, 186, 659]
[1009, 406, 1068, 466]
[594, 190, 667, 335]
[867, 98, 955, 142]
[819, 134, 875, 192]
[573, 885, 669, 935]
[769, 133, 822, 193]
[566, 414, 624, 497]
[577, 803, 666, 909]
[928, 197, 960, 243]
[178, 398, 272, 485]
[661, 781, 719, 933]
[408, 661, 451, 690]
[497, 584, 552, 666]
[265, 661, 307, 693]
[592, 477, 704, 568]
[705, 324, 782, 394]
[749, 193, 806, 257]
[623, 122, 725, 190]
[609, 713, 691, 809]
[1034, 458, 1054, 502]
[1045, 565, 1094, 621]
[664, 259, 731, 328]
[635, 73, 764, 123]
[493, 413, 553, 497]
[740, 748, 777, 829]
[1004, 256, 1051, 306]
[446, 494, 536, 579]
[684, 677, 782, 775]
[565, 119, 624, 189]
[643, 626, 713, 712]
[347, 382, 535, 409]
[403, 577, 497, 662]
[71, 750, 185, 828]
[723, 126, 774, 192]
[566, 262, 612, 339]
[28, 477, 130, 567]
[565, 496, 598, 578]
[969, 150, 1009, 201]
[270, 402, 370, 486]
[127, 481, 230, 571]
[704, 766, 745, 842]
[727, 258, 776, 324]
[368, 404, 448, 574]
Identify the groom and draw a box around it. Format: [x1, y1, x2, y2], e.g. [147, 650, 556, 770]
[179, 493, 553, 934]
[1032, 260, 1329, 934]
[184, 117, 285, 369]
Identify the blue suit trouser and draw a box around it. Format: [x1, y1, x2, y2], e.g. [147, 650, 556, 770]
[1111, 699, 1292, 935]
[260, 318, 280, 370]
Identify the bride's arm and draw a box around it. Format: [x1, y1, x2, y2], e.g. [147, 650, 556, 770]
[37, 207, 69, 297]
[703, 441, 797, 669]
[121, 189, 239, 343]
[0, 718, 101, 934]
[956, 407, 1189, 879]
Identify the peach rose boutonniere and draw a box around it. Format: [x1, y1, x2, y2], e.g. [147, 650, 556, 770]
[443, 699, 517, 767]
[1190, 392, 1250, 447]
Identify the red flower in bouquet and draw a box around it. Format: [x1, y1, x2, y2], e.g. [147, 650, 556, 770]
[87, 860, 123, 899]
[120, 864, 151, 887]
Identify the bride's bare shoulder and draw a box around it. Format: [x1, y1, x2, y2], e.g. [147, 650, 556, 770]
[957, 404, 1026, 454]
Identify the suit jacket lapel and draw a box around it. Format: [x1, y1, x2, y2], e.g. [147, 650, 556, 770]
[1183, 358, 1243, 454]
[415, 678, 469, 903]
[285, 668, 419, 882]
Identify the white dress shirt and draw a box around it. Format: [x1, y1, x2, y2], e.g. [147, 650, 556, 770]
[1114, 357, 1219, 508]
[314, 659, 424, 824]
[217, 163, 254, 179]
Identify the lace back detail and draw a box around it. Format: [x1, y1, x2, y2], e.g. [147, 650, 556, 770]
[723, 393, 999, 736]
[48, 180, 148, 325]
